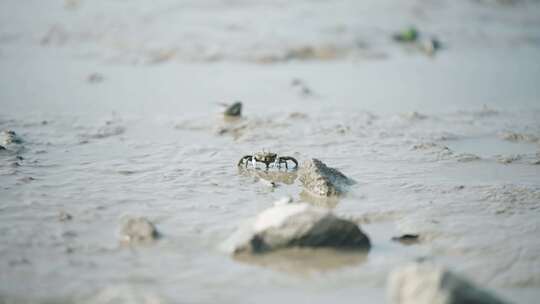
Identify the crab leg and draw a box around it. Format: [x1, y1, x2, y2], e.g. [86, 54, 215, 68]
[237, 155, 253, 167]
[278, 156, 298, 169]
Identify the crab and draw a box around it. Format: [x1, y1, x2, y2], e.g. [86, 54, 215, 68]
[238, 151, 298, 169]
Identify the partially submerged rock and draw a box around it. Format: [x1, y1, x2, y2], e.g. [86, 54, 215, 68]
[224, 203, 370, 254]
[1, 129, 23, 145]
[388, 262, 509, 304]
[298, 158, 354, 197]
[391, 234, 420, 245]
[120, 217, 159, 245]
[222, 101, 242, 117]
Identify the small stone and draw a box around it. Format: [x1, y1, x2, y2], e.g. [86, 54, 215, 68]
[402, 111, 427, 120]
[498, 131, 538, 143]
[456, 153, 481, 162]
[388, 262, 509, 304]
[420, 38, 441, 56]
[497, 155, 521, 164]
[1, 129, 23, 145]
[223, 203, 370, 254]
[59, 211, 73, 221]
[87, 73, 104, 84]
[223, 101, 242, 117]
[391, 234, 420, 245]
[17, 176, 34, 183]
[120, 217, 159, 245]
[298, 158, 354, 197]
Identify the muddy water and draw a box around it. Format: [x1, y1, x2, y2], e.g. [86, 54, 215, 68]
[2, 0, 540, 303]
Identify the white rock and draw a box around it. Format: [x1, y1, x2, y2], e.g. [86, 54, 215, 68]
[223, 203, 370, 254]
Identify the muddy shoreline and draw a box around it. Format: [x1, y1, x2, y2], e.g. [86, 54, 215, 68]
[1, 0, 540, 303]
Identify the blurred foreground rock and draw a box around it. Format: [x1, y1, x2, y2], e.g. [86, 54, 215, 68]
[224, 203, 370, 254]
[388, 262, 509, 304]
[298, 158, 354, 197]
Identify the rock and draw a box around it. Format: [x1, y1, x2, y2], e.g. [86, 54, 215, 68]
[290, 78, 313, 96]
[87, 73, 104, 84]
[0, 145, 5, 150]
[284, 45, 341, 61]
[420, 38, 441, 56]
[497, 154, 521, 164]
[298, 158, 354, 197]
[120, 217, 159, 245]
[17, 176, 35, 183]
[288, 112, 309, 120]
[401, 111, 428, 121]
[93, 125, 125, 139]
[1, 129, 23, 145]
[59, 211, 73, 221]
[455, 153, 481, 162]
[223, 101, 242, 117]
[224, 203, 370, 254]
[391, 234, 420, 245]
[388, 262, 509, 304]
[498, 131, 538, 143]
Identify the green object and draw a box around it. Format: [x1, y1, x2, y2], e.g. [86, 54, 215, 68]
[393, 27, 418, 42]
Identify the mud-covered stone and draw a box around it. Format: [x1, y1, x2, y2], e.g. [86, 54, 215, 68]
[298, 158, 354, 196]
[120, 217, 159, 245]
[1, 129, 23, 145]
[224, 203, 370, 254]
[388, 262, 509, 304]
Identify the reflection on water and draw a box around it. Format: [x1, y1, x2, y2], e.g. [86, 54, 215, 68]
[237, 167, 298, 185]
[299, 190, 340, 209]
[234, 248, 368, 275]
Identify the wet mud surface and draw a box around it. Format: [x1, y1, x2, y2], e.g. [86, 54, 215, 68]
[1, 0, 540, 303]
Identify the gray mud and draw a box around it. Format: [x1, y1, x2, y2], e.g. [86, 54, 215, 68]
[1, 0, 540, 303]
